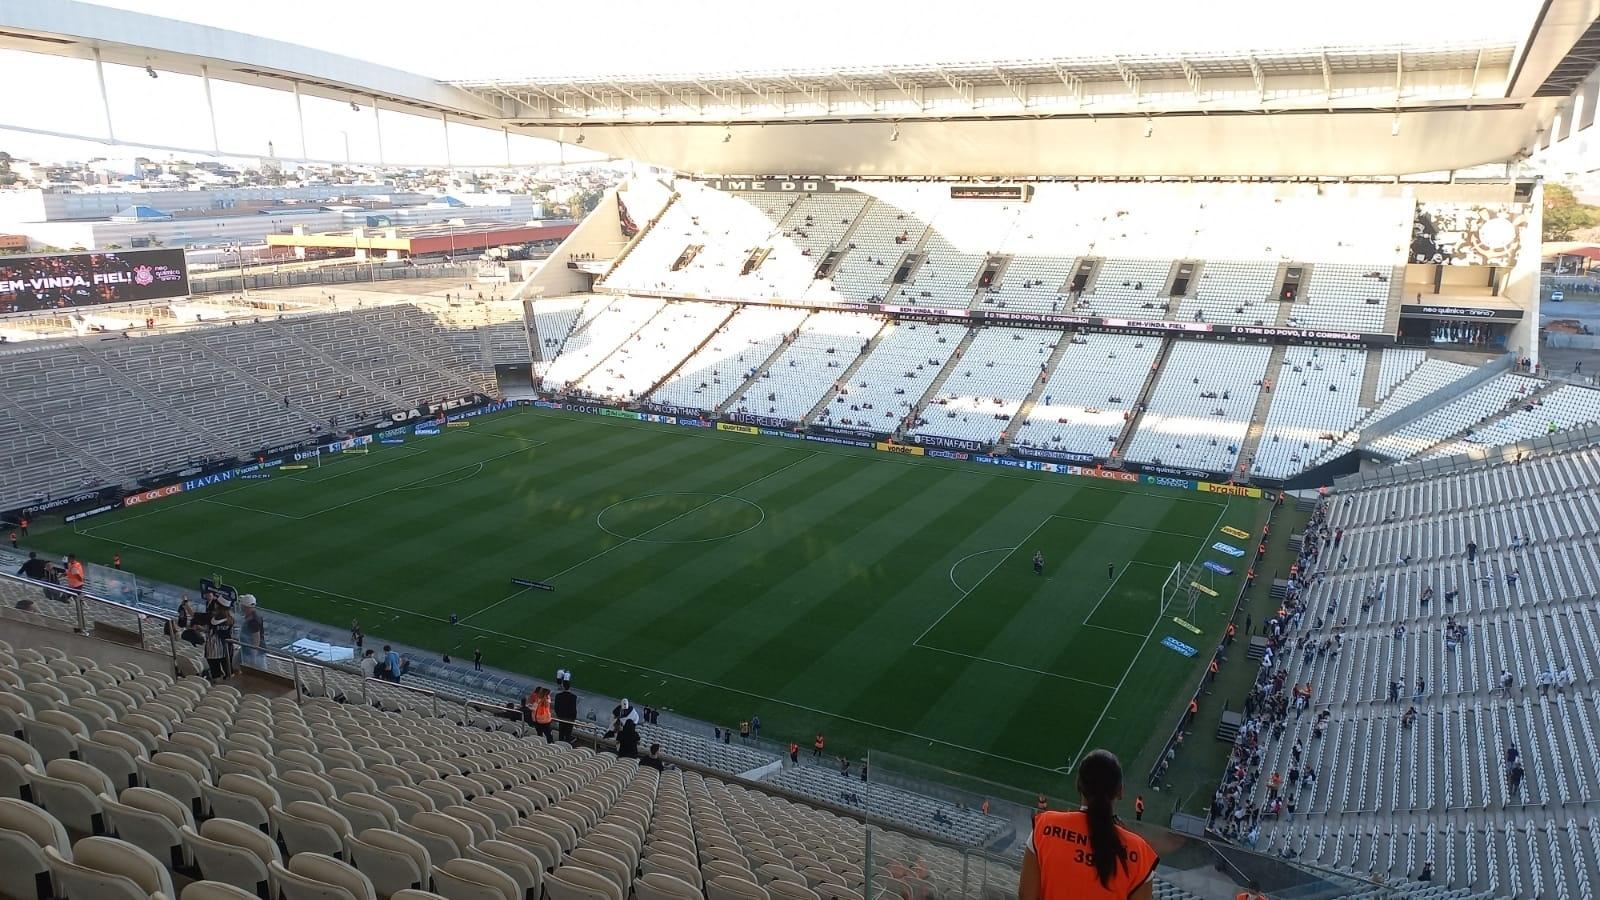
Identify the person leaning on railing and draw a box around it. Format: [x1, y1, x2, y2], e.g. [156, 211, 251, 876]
[1019, 750, 1157, 900]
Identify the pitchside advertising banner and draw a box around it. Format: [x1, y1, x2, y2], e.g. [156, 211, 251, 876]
[0, 249, 190, 314]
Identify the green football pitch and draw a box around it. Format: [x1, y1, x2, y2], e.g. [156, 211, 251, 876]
[34, 407, 1266, 797]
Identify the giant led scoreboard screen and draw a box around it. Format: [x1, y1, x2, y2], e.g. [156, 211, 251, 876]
[0, 249, 190, 314]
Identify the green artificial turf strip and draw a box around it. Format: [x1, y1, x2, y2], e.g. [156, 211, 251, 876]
[33, 407, 1268, 797]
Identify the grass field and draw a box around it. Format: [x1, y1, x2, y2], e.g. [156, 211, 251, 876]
[33, 407, 1267, 797]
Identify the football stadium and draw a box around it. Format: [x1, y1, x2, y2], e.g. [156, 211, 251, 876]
[1, 1, 1599, 897]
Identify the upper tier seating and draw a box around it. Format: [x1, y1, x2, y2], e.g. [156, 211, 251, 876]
[815, 204, 928, 305]
[1286, 265, 1397, 333]
[1124, 342, 1272, 473]
[1250, 347, 1369, 480]
[814, 323, 966, 434]
[1074, 259, 1173, 318]
[602, 182, 1416, 334]
[648, 307, 810, 414]
[1011, 332, 1161, 459]
[910, 328, 1062, 448]
[1223, 443, 1600, 897]
[1175, 261, 1280, 326]
[730, 313, 882, 425]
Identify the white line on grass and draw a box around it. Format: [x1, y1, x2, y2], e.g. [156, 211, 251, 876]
[200, 498, 303, 520]
[914, 643, 1116, 689]
[282, 444, 430, 483]
[517, 407, 1230, 508]
[1080, 560, 1170, 625]
[1065, 499, 1233, 771]
[913, 515, 1054, 646]
[297, 444, 540, 520]
[945, 547, 1013, 595]
[79, 530, 1064, 774]
[460, 450, 817, 624]
[1047, 515, 1210, 541]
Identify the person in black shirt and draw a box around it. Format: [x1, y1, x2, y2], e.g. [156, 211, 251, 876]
[643, 743, 665, 770]
[16, 552, 48, 581]
[15, 552, 55, 605]
[553, 682, 578, 743]
[617, 720, 640, 759]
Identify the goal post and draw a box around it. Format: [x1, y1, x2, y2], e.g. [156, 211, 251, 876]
[1161, 560, 1214, 624]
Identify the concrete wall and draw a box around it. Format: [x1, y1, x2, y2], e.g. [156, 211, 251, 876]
[523, 187, 634, 298]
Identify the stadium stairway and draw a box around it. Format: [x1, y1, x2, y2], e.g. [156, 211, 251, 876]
[993, 331, 1076, 456]
[800, 319, 891, 427]
[72, 343, 240, 459]
[781, 193, 873, 265]
[893, 326, 979, 442]
[715, 325, 804, 417]
[1109, 336, 1173, 461]
[174, 331, 330, 433]
[1386, 272, 1407, 335]
[1237, 344, 1290, 476]
[265, 318, 414, 410]
[1358, 350, 1388, 408]
[638, 306, 739, 403]
[1273, 281, 1297, 326]
[0, 390, 122, 486]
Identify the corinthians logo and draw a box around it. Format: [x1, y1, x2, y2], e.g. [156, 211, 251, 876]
[133, 265, 155, 286]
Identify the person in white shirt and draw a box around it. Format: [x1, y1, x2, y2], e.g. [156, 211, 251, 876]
[359, 649, 378, 680]
[1538, 669, 1555, 697]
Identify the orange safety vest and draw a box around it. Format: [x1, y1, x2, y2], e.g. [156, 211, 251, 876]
[788, 743, 798, 756]
[1134, 796, 1144, 814]
[65, 560, 85, 589]
[814, 735, 825, 751]
[1226, 623, 1236, 638]
[1208, 660, 1219, 675]
[1188, 699, 1199, 714]
[533, 697, 553, 725]
[1031, 810, 1158, 900]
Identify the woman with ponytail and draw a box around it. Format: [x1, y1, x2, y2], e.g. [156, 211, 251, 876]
[1019, 749, 1157, 900]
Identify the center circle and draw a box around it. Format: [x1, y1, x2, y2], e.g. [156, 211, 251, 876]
[596, 492, 765, 544]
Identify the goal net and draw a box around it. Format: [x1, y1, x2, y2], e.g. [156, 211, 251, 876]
[1160, 561, 1214, 624]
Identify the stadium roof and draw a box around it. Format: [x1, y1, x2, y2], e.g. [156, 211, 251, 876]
[3, 0, 1598, 177]
[450, 42, 1519, 121]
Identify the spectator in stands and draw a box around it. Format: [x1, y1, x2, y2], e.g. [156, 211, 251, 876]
[351, 619, 363, 650]
[203, 597, 235, 682]
[383, 645, 402, 681]
[643, 743, 664, 770]
[1019, 749, 1157, 900]
[530, 686, 554, 742]
[616, 719, 640, 759]
[15, 552, 51, 604]
[238, 594, 266, 668]
[554, 678, 578, 743]
[359, 649, 378, 680]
